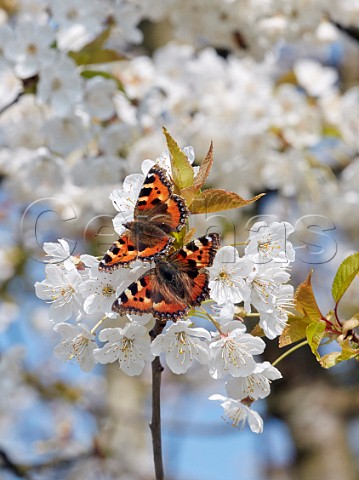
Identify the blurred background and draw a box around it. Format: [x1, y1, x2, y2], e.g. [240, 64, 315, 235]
[0, 0, 358, 479]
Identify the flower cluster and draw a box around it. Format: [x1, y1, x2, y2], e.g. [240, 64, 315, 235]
[35, 146, 295, 433]
[0, 0, 358, 241]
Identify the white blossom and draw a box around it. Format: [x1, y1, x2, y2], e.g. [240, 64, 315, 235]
[0, 60, 23, 111]
[226, 361, 282, 400]
[43, 115, 88, 155]
[246, 264, 291, 314]
[35, 264, 83, 323]
[84, 76, 117, 121]
[53, 322, 96, 372]
[151, 320, 211, 374]
[4, 21, 55, 78]
[208, 246, 252, 306]
[0, 94, 45, 149]
[51, 0, 107, 51]
[110, 173, 145, 235]
[79, 255, 146, 317]
[37, 56, 83, 116]
[94, 323, 153, 376]
[294, 59, 338, 97]
[209, 394, 263, 433]
[43, 238, 74, 269]
[209, 321, 265, 379]
[259, 284, 294, 339]
[245, 221, 295, 265]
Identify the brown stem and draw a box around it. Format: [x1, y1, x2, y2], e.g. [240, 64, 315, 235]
[149, 321, 165, 480]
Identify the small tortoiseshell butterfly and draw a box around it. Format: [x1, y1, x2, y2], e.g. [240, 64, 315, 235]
[112, 233, 220, 322]
[99, 165, 189, 270]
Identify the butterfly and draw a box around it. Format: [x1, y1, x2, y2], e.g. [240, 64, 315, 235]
[112, 233, 220, 322]
[99, 165, 189, 271]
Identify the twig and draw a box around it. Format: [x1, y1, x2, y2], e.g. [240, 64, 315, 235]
[272, 339, 309, 367]
[0, 449, 31, 478]
[149, 321, 165, 480]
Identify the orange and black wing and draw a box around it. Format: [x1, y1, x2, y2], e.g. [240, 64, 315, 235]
[99, 166, 189, 271]
[112, 271, 189, 322]
[98, 232, 139, 270]
[112, 233, 221, 321]
[169, 233, 221, 306]
[134, 165, 189, 232]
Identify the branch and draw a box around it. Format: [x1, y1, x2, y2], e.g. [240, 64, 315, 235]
[149, 321, 165, 480]
[0, 449, 31, 479]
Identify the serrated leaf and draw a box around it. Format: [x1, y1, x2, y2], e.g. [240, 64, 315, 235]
[320, 339, 359, 368]
[180, 186, 198, 206]
[279, 315, 311, 347]
[190, 189, 264, 214]
[193, 141, 213, 189]
[332, 252, 359, 305]
[306, 321, 326, 360]
[163, 128, 194, 190]
[295, 272, 323, 322]
[80, 70, 124, 90]
[319, 351, 342, 368]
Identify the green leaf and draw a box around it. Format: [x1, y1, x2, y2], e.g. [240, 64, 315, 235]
[69, 49, 127, 65]
[306, 321, 326, 360]
[320, 339, 359, 368]
[279, 315, 311, 347]
[332, 252, 359, 305]
[295, 271, 323, 322]
[193, 141, 213, 189]
[172, 227, 196, 250]
[80, 70, 124, 90]
[190, 189, 264, 214]
[68, 26, 127, 65]
[163, 127, 194, 190]
[322, 124, 342, 138]
[319, 351, 342, 368]
[180, 186, 198, 206]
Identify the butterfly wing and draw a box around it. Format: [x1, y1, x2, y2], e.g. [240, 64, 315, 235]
[99, 231, 172, 271]
[134, 165, 189, 233]
[167, 233, 221, 307]
[112, 270, 189, 321]
[112, 233, 221, 321]
[99, 232, 137, 270]
[99, 166, 188, 271]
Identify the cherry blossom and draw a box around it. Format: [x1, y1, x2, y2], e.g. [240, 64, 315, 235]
[35, 264, 83, 323]
[94, 323, 153, 376]
[208, 246, 252, 306]
[245, 221, 295, 265]
[225, 362, 282, 400]
[209, 321, 266, 379]
[79, 255, 146, 317]
[43, 238, 74, 269]
[53, 322, 97, 372]
[151, 320, 211, 374]
[4, 21, 55, 79]
[259, 284, 295, 339]
[209, 394, 264, 433]
[37, 56, 83, 116]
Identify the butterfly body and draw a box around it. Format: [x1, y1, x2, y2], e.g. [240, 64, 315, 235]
[99, 165, 189, 270]
[112, 233, 220, 322]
